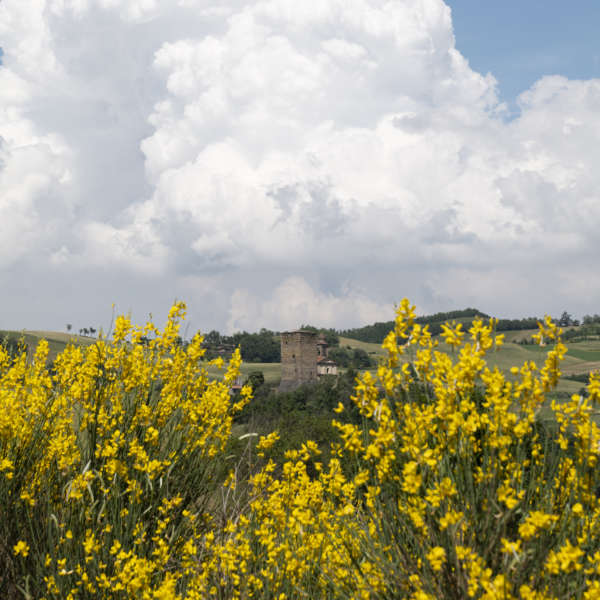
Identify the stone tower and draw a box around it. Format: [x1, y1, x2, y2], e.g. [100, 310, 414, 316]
[279, 330, 318, 391]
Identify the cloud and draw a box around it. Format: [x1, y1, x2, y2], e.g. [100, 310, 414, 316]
[1, 0, 599, 332]
[227, 276, 392, 333]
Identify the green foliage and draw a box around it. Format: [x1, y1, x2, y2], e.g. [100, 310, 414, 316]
[244, 370, 265, 391]
[339, 309, 568, 344]
[329, 346, 374, 369]
[202, 328, 281, 362]
[236, 371, 360, 464]
[341, 308, 489, 343]
[299, 325, 340, 346]
[495, 317, 545, 331]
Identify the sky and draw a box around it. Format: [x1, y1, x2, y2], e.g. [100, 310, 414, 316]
[447, 0, 600, 113]
[1, 0, 599, 335]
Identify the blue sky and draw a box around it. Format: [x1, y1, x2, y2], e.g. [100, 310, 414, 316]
[448, 1, 600, 111]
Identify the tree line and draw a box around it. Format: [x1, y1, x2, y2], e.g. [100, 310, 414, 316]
[201, 325, 341, 364]
[201, 329, 281, 362]
[174, 308, 600, 363]
[339, 308, 490, 343]
[340, 308, 592, 344]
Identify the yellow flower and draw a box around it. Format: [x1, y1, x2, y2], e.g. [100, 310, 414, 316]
[440, 321, 464, 349]
[426, 546, 446, 572]
[519, 511, 558, 541]
[256, 431, 280, 454]
[13, 540, 29, 557]
[501, 538, 522, 556]
[0, 457, 14, 479]
[545, 540, 584, 574]
[497, 482, 523, 510]
[401, 461, 422, 494]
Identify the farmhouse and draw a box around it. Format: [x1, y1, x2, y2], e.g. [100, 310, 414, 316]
[316, 333, 338, 376]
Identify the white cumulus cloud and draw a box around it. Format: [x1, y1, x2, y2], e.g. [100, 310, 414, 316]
[0, 0, 599, 332]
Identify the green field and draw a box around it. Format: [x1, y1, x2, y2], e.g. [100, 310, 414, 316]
[339, 332, 599, 395]
[3, 327, 599, 396]
[201, 361, 282, 385]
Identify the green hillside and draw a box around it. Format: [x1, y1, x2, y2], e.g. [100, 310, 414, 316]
[0, 330, 97, 363]
[3, 323, 599, 397]
[340, 331, 600, 396]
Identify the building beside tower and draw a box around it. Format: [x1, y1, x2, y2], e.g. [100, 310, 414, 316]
[316, 333, 338, 376]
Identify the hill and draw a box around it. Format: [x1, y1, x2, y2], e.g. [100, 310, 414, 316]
[339, 309, 556, 344]
[339, 308, 489, 344]
[4, 318, 599, 398]
[339, 331, 600, 396]
[0, 330, 97, 363]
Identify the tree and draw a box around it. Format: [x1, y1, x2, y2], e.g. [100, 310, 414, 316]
[328, 347, 351, 368]
[583, 314, 600, 325]
[66, 324, 72, 332]
[245, 371, 265, 392]
[352, 348, 373, 369]
[558, 311, 574, 327]
[204, 330, 221, 345]
[300, 325, 339, 347]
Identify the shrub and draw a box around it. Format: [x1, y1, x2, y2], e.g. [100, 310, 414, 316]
[0, 303, 249, 598]
[4, 300, 600, 599]
[196, 300, 600, 599]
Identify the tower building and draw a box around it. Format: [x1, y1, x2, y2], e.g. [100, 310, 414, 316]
[279, 330, 318, 391]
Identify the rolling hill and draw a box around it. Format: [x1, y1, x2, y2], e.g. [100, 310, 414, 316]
[3, 320, 599, 397]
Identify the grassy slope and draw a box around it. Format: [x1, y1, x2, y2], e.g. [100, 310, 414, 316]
[0, 330, 97, 363]
[202, 362, 282, 385]
[338, 336, 387, 357]
[340, 333, 600, 395]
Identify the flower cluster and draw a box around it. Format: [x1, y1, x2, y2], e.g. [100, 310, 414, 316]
[195, 300, 600, 599]
[1, 302, 249, 598]
[3, 299, 600, 599]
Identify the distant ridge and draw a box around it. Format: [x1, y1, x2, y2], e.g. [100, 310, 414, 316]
[339, 309, 545, 344]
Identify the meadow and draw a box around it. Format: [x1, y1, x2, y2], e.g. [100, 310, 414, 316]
[2, 303, 600, 598]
